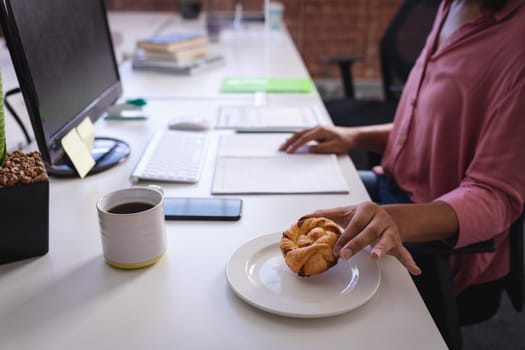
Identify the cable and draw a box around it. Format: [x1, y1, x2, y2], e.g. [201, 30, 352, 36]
[4, 87, 32, 146]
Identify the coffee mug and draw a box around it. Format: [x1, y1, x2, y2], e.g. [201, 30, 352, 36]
[96, 186, 166, 269]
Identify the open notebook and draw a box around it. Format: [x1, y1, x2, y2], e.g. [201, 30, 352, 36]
[211, 134, 349, 194]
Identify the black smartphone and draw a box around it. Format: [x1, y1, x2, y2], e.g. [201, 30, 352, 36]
[164, 197, 242, 221]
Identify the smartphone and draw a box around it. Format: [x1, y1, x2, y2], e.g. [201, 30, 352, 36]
[164, 197, 242, 221]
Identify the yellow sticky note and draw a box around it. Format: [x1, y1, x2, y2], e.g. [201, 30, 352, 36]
[61, 128, 95, 178]
[76, 117, 95, 151]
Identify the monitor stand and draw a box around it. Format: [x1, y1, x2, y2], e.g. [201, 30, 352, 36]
[46, 137, 131, 177]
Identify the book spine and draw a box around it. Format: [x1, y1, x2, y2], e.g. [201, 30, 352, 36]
[137, 37, 208, 53]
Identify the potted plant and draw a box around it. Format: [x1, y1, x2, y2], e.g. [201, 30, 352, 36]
[177, 0, 203, 19]
[0, 71, 49, 265]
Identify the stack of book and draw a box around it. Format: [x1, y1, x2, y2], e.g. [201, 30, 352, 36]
[132, 33, 225, 75]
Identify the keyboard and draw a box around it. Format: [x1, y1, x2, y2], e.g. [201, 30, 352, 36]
[130, 130, 208, 183]
[216, 106, 319, 132]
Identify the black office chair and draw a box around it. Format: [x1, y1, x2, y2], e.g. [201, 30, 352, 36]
[323, 0, 441, 168]
[406, 209, 525, 350]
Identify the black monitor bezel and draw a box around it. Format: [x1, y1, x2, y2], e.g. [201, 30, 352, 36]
[0, 0, 123, 166]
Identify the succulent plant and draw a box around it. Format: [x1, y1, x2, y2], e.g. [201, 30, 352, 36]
[0, 69, 6, 166]
[0, 69, 47, 188]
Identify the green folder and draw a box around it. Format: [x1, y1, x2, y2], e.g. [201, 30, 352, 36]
[220, 77, 314, 93]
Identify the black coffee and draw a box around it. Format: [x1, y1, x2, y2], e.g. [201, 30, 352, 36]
[109, 202, 154, 214]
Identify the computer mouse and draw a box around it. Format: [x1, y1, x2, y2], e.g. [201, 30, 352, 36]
[167, 117, 210, 131]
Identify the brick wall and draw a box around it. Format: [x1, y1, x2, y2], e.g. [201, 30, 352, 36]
[105, 0, 404, 81]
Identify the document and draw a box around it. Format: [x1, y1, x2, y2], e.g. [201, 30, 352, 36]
[215, 105, 320, 132]
[211, 134, 349, 194]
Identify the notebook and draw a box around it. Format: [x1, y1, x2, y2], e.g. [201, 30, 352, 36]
[220, 77, 314, 93]
[136, 33, 208, 52]
[211, 134, 349, 194]
[132, 54, 225, 75]
[215, 105, 320, 132]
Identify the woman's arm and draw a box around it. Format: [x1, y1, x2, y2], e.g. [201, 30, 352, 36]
[353, 123, 392, 154]
[304, 200, 459, 275]
[383, 201, 459, 243]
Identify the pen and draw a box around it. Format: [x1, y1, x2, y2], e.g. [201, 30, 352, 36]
[235, 130, 295, 134]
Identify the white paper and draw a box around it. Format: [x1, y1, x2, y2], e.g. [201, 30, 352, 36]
[61, 128, 95, 178]
[212, 134, 349, 194]
[216, 106, 319, 132]
[76, 117, 95, 151]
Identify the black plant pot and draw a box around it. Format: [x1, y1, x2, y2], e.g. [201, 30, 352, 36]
[178, 2, 202, 19]
[0, 179, 49, 264]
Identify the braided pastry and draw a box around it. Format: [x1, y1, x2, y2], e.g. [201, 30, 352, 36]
[280, 217, 342, 277]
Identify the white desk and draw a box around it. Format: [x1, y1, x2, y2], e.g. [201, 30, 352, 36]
[116, 14, 315, 100]
[0, 12, 447, 350]
[0, 13, 314, 149]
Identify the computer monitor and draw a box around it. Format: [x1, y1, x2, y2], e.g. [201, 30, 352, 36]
[0, 0, 130, 176]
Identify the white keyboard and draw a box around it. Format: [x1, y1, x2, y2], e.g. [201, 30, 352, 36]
[130, 130, 208, 183]
[216, 106, 319, 132]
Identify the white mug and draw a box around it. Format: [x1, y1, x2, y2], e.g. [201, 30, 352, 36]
[96, 186, 166, 269]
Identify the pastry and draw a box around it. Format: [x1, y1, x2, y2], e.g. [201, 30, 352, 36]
[280, 217, 342, 277]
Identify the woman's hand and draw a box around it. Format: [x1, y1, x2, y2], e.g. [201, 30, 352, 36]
[279, 126, 360, 154]
[303, 202, 422, 275]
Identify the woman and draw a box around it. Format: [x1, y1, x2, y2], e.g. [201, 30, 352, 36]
[280, 0, 525, 297]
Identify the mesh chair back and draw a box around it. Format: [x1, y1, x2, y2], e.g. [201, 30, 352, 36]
[380, 0, 441, 100]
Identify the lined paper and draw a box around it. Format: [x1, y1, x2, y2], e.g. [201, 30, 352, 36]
[212, 134, 349, 194]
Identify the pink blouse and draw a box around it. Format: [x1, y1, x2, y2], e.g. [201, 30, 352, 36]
[381, 0, 525, 292]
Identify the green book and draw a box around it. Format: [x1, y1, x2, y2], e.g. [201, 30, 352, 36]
[220, 77, 314, 93]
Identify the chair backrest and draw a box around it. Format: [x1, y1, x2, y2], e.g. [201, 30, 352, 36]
[380, 0, 441, 100]
[505, 209, 525, 310]
[406, 208, 524, 349]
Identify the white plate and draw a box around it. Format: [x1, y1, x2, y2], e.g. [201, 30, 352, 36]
[226, 232, 381, 318]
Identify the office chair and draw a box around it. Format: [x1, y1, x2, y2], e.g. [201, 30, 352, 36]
[406, 209, 525, 350]
[323, 0, 441, 168]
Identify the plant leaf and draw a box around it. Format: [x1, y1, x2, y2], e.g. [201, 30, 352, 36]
[0, 68, 6, 166]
